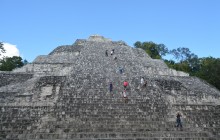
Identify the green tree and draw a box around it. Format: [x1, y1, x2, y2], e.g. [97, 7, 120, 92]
[157, 44, 169, 57]
[170, 47, 196, 62]
[194, 57, 220, 90]
[134, 41, 142, 48]
[165, 60, 191, 73]
[0, 56, 24, 71]
[134, 41, 168, 59]
[167, 47, 200, 74]
[0, 42, 5, 57]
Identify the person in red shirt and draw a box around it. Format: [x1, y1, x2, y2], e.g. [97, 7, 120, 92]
[123, 80, 128, 90]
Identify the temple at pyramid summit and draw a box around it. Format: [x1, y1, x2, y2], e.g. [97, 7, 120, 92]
[0, 35, 220, 140]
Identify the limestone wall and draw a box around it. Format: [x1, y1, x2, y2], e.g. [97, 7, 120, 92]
[0, 72, 33, 87]
[13, 63, 73, 76]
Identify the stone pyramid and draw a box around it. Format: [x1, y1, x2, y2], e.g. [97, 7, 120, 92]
[0, 35, 220, 140]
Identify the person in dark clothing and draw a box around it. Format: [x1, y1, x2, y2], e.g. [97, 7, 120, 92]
[109, 82, 113, 93]
[176, 112, 183, 130]
[119, 67, 123, 74]
[142, 81, 147, 88]
[105, 50, 108, 56]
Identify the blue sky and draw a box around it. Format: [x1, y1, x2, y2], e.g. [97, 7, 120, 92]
[1, 0, 220, 62]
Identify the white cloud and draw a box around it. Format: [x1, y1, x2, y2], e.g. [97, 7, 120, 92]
[0, 42, 20, 58]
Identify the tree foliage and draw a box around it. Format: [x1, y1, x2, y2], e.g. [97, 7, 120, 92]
[165, 60, 191, 73]
[194, 57, 220, 90]
[0, 42, 5, 56]
[134, 41, 168, 59]
[166, 47, 200, 73]
[0, 56, 24, 71]
[170, 47, 198, 62]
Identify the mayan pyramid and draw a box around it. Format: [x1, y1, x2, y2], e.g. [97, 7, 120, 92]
[0, 35, 220, 140]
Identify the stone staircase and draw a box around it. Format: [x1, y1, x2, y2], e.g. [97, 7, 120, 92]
[0, 35, 220, 139]
[9, 97, 214, 140]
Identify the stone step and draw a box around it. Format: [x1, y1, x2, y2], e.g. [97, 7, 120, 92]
[1, 121, 196, 132]
[54, 108, 160, 113]
[21, 131, 211, 139]
[58, 101, 163, 106]
[56, 101, 146, 105]
[39, 126, 192, 132]
[71, 117, 168, 122]
[55, 116, 167, 122]
[55, 111, 166, 116]
[42, 121, 183, 127]
[22, 138, 216, 140]
[12, 138, 215, 140]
